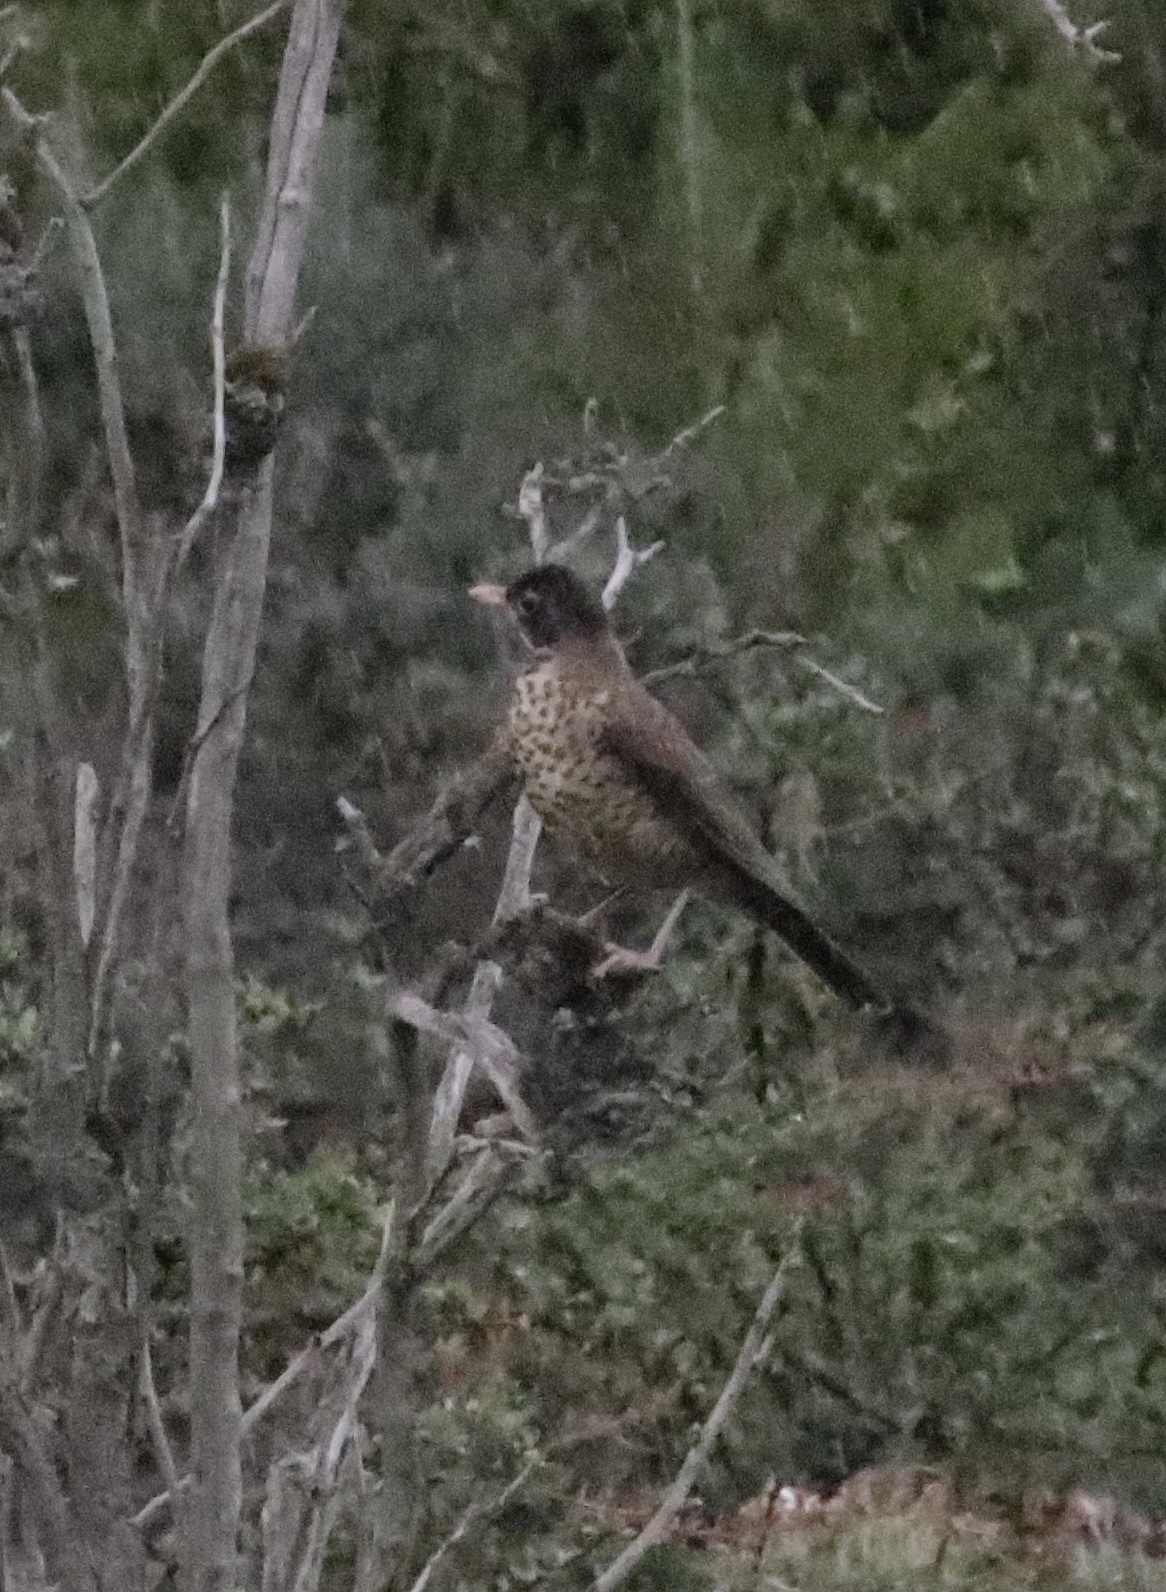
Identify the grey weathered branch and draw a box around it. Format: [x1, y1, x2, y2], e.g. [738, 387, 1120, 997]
[139, 1339, 181, 1507]
[591, 1248, 797, 1592]
[133, 1203, 394, 1535]
[601, 515, 664, 610]
[0, 1379, 97, 1592]
[391, 992, 539, 1146]
[175, 194, 231, 575]
[405, 1456, 541, 1592]
[182, 5, 346, 1590]
[643, 629, 885, 715]
[1036, 0, 1119, 61]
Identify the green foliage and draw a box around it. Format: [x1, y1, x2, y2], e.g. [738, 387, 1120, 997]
[243, 1151, 383, 1372]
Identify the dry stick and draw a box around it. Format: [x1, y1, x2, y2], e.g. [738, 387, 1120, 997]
[175, 194, 231, 575]
[84, 2, 290, 209]
[183, 8, 346, 1592]
[140, 1339, 181, 1507]
[392, 993, 539, 1144]
[0, 1381, 97, 1592]
[602, 515, 663, 611]
[10, 325, 44, 549]
[133, 1201, 395, 1534]
[0, 86, 162, 1069]
[88, 192, 230, 1061]
[590, 1248, 798, 1592]
[643, 630, 885, 715]
[405, 1455, 541, 1592]
[2, 89, 144, 584]
[1036, 0, 1119, 60]
[284, 1303, 379, 1592]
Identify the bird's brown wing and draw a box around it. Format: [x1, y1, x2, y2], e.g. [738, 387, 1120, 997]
[600, 682, 892, 1012]
[601, 683, 787, 880]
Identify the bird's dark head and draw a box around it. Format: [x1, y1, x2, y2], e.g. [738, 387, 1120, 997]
[471, 564, 609, 649]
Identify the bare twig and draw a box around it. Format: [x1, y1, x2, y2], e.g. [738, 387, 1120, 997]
[601, 516, 664, 611]
[494, 792, 541, 922]
[794, 655, 884, 715]
[73, 762, 99, 948]
[417, 1145, 529, 1268]
[517, 463, 549, 563]
[84, 3, 289, 208]
[1036, 0, 1119, 61]
[140, 1338, 181, 1504]
[175, 194, 232, 574]
[425, 959, 502, 1190]
[591, 1247, 798, 1592]
[132, 1202, 394, 1533]
[348, 747, 515, 920]
[643, 629, 806, 685]
[643, 629, 885, 715]
[406, 1456, 541, 1592]
[423, 788, 541, 1191]
[593, 889, 690, 979]
[274, 1299, 378, 1592]
[391, 992, 538, 1145]
[0, 1380, 96, 1592]
[335, 795, 384, 875]
[2, 87, 144, 590]
[10, 324, 45, 548]
[664, 402, 725, 456]
[18, 1224, 65, 1393]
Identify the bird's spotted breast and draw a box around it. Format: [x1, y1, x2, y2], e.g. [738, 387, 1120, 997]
[506, 658, 692, 884]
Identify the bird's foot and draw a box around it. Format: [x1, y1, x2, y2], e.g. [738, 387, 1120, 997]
[591, 890, 690, 979]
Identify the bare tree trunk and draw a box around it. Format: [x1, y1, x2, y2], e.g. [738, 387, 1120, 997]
[181, 4, 347, 1590]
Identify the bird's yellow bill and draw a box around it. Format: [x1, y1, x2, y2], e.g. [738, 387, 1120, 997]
[469, 582, 509, 608]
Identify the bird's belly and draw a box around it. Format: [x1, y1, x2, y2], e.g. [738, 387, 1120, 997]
[507, 668, 694, 887]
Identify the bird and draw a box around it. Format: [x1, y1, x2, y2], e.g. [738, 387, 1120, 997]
[471, 563, 929, 1038]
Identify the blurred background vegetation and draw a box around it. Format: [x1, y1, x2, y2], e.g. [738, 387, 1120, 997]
[8, 0, 1166, 1585]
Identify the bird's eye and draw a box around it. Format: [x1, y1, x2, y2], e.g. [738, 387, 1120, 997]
[516, 590, 539, 616]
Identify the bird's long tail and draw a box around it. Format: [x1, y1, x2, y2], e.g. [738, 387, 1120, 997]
[733, 871, 888, 1010]
[731, 870, 946, 1055]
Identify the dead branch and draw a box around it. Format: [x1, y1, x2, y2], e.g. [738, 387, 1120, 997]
[517, 462, 549, 563]
[406, 1455, 542, 1592]
[0, 1379, 98, 1592]
[133, 1203, 394, 1535]
[175, 194, 232, 574]
[84, 3, 290, 209]
[73, 763, 99, 949]
[425, 958, 502, 1191]
[642, 629, 885, 715]
[601, 515, 664, 611]
[182, 5, 347, 1590]
[139, 1339, 181, 1506]
[391, 992, 539, 1145]
[642, 629, 806, 685]
[342, 746, 516, 923]
[1036, 0, 1119, 61]
[416, 1144, 529, 1270]
[2, 87, 144, 586]
[590, 1247, 798, 1592]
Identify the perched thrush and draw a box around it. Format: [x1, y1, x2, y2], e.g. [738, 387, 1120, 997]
[471, 564, 923, 1029]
